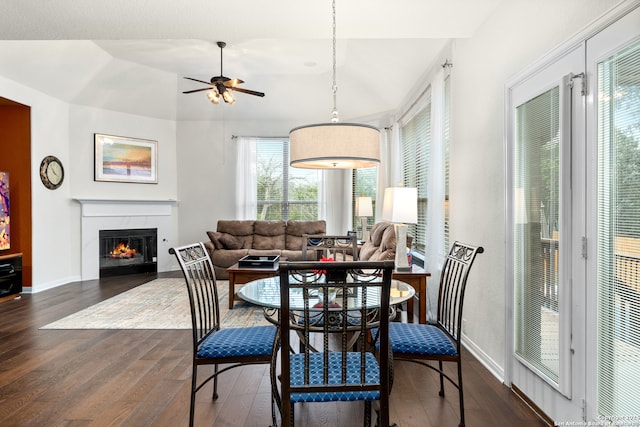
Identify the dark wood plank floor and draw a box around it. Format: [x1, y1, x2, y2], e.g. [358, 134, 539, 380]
[0, 272, 548, 427]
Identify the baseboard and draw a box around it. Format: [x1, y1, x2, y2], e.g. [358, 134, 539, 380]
[461, 333, 505, 383]
[23, 275, 82, 294]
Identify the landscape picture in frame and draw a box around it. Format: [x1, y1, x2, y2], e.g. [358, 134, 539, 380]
[94, 133, 158, 183]
[0, 171, 9, 250]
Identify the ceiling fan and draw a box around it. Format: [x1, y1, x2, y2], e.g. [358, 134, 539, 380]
[182, 41, 265, 104]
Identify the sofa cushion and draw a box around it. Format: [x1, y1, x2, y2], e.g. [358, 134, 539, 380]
[285, 220, 327, 250]
[253, 221, 286, 250]
[380, 224, 397, 252]
[370, 222, 390, 247]
[248, 249, 283, 257]
[211, 248, 250, 268]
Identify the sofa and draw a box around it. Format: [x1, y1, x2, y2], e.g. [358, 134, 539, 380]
[204, 219, 326, 279]
[358, 221, 411, 262]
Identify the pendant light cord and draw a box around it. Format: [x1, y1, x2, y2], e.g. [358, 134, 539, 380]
[331, 0, 339, 123]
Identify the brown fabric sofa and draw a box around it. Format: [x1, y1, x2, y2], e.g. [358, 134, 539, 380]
[204, 219, 326, 279]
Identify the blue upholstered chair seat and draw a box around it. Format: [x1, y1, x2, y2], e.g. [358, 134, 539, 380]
[289, 352, 381, 403]
[197, 325, 276, 358]
[387, 323, 457, 356]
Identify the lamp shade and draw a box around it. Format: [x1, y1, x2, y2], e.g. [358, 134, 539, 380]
[356, 196, 373, 217]
[289, 123, 380, 169]
[382, 187, 418, 224]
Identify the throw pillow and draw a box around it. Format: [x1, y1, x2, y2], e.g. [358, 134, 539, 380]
[207, 231, 224, 250]
[218, 233, 245, 250]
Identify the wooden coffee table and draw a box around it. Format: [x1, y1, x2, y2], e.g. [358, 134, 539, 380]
[226, 262, 280, 309]
[392, 266, 430, 324]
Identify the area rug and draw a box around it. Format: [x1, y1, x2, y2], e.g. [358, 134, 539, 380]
[40, 277, 268, 330]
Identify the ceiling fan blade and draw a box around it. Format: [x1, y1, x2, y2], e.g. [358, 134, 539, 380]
[182, 87, 213, 94]
[223, 78, 245, 87]
[230, 87, 265, 97]
[184, 76, 213, 86]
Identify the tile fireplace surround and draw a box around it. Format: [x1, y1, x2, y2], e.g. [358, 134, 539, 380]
[76, 199, 176, 280]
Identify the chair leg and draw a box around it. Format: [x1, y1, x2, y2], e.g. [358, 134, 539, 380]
[212, 364, 219, 400]
[438, 361, 445, 397]
[189, 365, 198, 427]
[365, 401, 372, 427]
[457, 360, 465, 427]
[289, 404, 295, 427]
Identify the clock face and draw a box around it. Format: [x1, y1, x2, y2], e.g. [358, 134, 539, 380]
[40, 155, 64, 190]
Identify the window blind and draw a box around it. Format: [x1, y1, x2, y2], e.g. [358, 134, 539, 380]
[514, 86, 561, 383]
[352, 167, 378, 231]
[597, 40, 640, 417]
[401, 104, 431, 256]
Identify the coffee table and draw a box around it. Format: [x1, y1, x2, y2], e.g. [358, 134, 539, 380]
[226, 262, 280, 309]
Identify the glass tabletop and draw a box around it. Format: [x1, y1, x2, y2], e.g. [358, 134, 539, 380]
[237, 276, 415, 310]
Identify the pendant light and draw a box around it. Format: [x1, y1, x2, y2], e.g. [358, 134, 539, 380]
[289, 0, 380, 169]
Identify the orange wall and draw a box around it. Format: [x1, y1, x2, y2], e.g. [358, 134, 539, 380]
[0, 101, 32, 286]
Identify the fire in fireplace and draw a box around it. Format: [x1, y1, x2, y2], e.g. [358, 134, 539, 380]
[99, 228, 157, 277]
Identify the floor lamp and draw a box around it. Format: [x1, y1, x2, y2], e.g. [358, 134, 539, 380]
[382, 186, 417, 271]
[356, 196, 373, 241]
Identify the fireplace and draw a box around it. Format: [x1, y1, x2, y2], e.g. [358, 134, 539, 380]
[99, 228, 157, 277]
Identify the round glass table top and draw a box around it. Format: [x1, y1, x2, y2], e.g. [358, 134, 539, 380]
[237, 276, 415, 310]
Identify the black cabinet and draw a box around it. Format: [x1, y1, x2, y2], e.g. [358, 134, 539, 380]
[0, 253, 22, 300]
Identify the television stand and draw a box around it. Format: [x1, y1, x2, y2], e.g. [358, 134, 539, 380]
[0, 253, 23, 302]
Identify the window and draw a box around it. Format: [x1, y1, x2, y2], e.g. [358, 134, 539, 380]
[514, 86, 561, 384]
[256, 138, 321, 220]
[401, 103, 431, 256]
[352, 166, 378, 233]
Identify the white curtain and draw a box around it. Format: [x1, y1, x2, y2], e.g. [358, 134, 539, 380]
[377, 127, 402, 219]
[426, 68, 446, 320]
[235, 137, 257, 219]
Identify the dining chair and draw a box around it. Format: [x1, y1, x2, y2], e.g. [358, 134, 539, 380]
[302, 234, 359, 261]
[275, 260, 395, 427]
[384, 241, 483, 427]
[169, 242, 278, 427]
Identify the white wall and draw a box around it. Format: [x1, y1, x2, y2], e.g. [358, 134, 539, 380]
[0, 73, 180, 291]
[175, 118, 344, 246]
[450, 0, 620, 373]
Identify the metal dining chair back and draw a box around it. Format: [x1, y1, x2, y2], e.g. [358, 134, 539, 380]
[386, 241, 483, 427]
[276, 260, 394, 427]
[170, 242, 277, 427]
[302, 234, 359, 261]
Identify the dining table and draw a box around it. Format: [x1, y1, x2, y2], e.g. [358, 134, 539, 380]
[237, 274, 415, 315]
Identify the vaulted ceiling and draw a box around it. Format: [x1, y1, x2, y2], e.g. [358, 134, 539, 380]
[0, 0, 501, 122]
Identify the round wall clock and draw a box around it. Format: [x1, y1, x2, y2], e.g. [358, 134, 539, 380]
[39, 155, 64, 190]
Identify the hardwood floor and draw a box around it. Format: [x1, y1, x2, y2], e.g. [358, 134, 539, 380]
[0, 272, 548, 427]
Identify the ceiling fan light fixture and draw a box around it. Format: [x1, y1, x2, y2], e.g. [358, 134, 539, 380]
[206, 89, 220, 104]
[222, 90, 235, 104]
[288, 0, 380, 169]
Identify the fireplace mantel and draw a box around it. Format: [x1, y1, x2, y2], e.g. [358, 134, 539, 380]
[76, 198, 177, 280]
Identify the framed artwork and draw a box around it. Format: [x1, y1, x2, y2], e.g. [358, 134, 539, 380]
[94, 134, 157, 183]
[0, 171, 9, 250]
